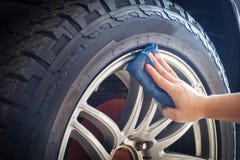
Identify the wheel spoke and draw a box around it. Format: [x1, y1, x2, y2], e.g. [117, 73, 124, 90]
[160, 152, 206, 160]
[131, 99, 158, 137]
[148, 118, 172, 138]
[78, 102, 122, 149]
[119, 77, 144, 136]
[156, 123, 193, 150]
[70, 119, 112, 159]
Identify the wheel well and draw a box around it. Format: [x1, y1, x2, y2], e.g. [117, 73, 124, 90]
[172, 0, 240, 92]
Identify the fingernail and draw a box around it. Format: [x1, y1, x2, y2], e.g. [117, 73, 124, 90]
[154, 53, 159, 57]
[145, 63, 152, 69]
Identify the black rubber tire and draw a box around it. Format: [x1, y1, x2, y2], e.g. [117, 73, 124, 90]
[0, 0, 236, 159]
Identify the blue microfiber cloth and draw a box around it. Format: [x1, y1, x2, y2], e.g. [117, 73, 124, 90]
[127, 44, 175, 108]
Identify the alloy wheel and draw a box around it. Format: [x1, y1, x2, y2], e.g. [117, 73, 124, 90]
[59, 49, 217, 160]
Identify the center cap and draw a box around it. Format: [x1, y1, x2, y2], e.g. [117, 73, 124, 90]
[112, 145, 136, 160]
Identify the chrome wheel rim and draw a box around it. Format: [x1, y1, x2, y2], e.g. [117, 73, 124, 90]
[58, 49, 217, 160]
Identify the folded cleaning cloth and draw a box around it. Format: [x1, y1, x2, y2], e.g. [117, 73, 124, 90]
[127, 44, 175, 108]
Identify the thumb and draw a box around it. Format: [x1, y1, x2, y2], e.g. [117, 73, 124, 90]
[162, 107, 177, 121]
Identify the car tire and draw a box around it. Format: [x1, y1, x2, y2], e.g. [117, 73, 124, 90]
[0, 0, 236, 159]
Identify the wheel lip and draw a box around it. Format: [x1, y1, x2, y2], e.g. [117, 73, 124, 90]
[58, 48, 218, 159]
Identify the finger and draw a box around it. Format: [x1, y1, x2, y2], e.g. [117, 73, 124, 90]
[145, 63, 174, 92]
[154, 53, 179, 78]
[162, 107, 178, 121]
[148, 53, 177, 83]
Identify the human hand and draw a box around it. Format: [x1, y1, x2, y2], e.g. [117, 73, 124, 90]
[145, 53, 207, 122]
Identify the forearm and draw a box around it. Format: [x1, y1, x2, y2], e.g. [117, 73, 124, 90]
[202, 93, 240, 123]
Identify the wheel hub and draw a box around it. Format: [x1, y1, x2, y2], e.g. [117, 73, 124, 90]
[112, 145, 136, 160]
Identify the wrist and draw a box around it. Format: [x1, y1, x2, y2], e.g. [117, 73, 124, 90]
[197, 95, 209, 120]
